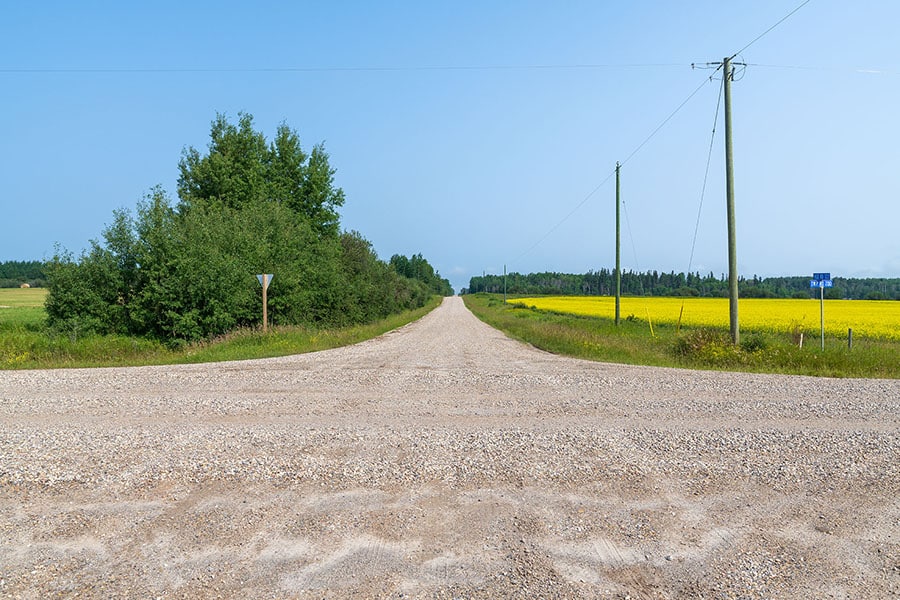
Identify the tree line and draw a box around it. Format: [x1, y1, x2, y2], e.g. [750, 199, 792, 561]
[0, 260, 46, 288]
[389, 254, 453, 297]
[464, 269, 900, 300]
[42, 113, 452, 342]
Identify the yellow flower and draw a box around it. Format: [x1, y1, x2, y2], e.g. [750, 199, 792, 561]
[515, 296, 900, 341]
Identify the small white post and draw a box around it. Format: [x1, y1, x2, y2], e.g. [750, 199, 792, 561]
[257, 273, 273, 333]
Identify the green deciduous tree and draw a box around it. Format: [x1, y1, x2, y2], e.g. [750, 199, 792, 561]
[46, 113, 437, 342]
[177, 113, 344, 236]
[177, 113, 270, 211]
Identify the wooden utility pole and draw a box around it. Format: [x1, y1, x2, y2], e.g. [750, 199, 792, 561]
[503, 264, 507, 303]
[723, 57, 739, 345]
[615, 161, 621, 326]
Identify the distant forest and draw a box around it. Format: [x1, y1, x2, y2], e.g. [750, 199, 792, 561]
[1, 257, 452, 294]
[6, 259, 899, 300]
[464, 269, 900, 301]
[0, 260, 45, 288]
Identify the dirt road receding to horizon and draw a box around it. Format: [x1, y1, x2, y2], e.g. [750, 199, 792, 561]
[1, 296, 898, 598]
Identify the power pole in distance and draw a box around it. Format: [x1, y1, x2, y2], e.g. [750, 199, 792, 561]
[615, 161, 621, 326]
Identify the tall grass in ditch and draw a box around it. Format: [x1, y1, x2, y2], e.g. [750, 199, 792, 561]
[463, 294, 898, 378]
[0, 293, 441, 369]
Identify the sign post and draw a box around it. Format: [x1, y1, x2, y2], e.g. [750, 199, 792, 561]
[809, 273, 832, 351]
[257, 273, 274, 333]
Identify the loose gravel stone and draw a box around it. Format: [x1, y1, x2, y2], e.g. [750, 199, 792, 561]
[0, 297, 898, 599]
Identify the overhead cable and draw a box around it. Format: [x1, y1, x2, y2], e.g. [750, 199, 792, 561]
[0, 63, 687, 74]
[730, 0, 812, 59]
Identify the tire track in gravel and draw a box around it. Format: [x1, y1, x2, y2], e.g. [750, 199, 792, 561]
[1, 296, 898, 599]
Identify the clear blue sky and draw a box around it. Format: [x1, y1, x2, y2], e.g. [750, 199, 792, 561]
[3, 1, 898, 292]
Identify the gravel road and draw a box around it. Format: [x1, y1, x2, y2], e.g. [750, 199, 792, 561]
[1, 296, 898, 599]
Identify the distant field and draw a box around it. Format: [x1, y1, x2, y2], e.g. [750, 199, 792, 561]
[515, 296, 900, 342]
[0, 288, 47, 332]
[0, 287, 47, 308]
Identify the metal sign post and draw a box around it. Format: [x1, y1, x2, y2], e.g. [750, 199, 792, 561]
[809, 272, 832, 351]
[257, 273, 274, 332]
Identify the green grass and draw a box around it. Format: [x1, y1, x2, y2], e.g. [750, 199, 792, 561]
[464, 293, 899, 379]
[0, 287, 48, 308]
[178, 298, 441, 364]
[0, 289, 441, 369]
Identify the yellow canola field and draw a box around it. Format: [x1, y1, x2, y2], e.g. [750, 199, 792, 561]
[514, 296, 900, 341]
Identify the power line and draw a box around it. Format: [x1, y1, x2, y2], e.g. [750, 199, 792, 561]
[18, 60, 892, 76]
[0, 63, 687, 75]
[501, 2, 815, 280]
[747, 63, 900, 76]
[508, 171, 616, 269]
[621, 199, 645, 295]
[10, 6, 818, 283]
[508, 74, 715, 270]
[675, 78, 724, 332]
[620, 77, 713, 167]
[730, 0, 812, 59]
[21, 60, 895, 77]
[686, 74, 725, 275]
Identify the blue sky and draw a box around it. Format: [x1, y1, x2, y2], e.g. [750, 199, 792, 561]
[2, 1, 898, 292]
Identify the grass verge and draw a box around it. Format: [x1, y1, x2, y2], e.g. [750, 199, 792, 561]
[464, 293, 899, 379]
[0, 294, 441, 370]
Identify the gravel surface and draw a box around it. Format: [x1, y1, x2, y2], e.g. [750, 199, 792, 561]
[1, 296, 898, 599]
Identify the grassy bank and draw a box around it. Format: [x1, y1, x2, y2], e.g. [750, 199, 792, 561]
[0, 288, 441, 369]
[464, 293, 898, 379]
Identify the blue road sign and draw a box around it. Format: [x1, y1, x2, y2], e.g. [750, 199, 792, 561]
[810, 279, 833, 289]
[813, 272, 831, 281]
